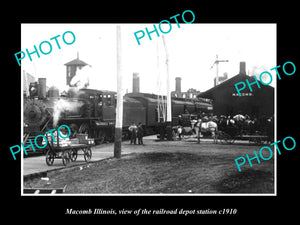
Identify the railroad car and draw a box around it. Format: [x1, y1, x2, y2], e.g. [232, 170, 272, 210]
[125, 92, 213, 130]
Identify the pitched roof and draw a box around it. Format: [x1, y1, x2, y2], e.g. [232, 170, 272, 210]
[64, 58, 88, 66]
[198, 73, 274, 99]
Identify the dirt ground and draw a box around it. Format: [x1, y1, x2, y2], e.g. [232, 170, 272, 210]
[23, 137, 275, 194]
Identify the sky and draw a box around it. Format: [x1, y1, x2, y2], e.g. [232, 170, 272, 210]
[21, 23, 276, 95]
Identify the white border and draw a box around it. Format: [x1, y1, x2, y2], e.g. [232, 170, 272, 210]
[21, 23, 277, 197]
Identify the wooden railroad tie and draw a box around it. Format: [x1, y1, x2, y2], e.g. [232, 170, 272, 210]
[23, 185, 67, 194]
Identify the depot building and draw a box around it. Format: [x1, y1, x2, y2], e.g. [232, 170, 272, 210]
[198, 62, 274, 117]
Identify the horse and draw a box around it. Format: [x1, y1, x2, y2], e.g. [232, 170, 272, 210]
[197, 120, 218, 143]
[207, 120, 218, 143]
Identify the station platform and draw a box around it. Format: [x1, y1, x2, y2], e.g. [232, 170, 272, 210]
[23, 135, 158, 178]
[23, 135, 249, 179]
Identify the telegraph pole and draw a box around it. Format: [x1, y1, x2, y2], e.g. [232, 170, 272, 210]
[210, 54, 229, 86]
[162, 36, 172, 141]
[162, 36, 171, 123]
[114, 25, 122, 158]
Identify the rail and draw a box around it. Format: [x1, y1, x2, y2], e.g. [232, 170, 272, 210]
[23, 185, 67, 194]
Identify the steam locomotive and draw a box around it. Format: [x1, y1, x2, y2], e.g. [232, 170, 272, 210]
[24, 78, 212, 146]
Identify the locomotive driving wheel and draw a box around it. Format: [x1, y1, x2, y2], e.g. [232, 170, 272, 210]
[79, 122, 90, 135]
[68, 123, 79, 138]
[96, 130, 106, 144]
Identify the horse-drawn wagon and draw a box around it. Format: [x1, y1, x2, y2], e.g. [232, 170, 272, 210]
[217, 114, 272, 145]
[217, 130, 270, 145]
[172, 113, 273, 145]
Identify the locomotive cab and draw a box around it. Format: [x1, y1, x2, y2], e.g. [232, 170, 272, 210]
[76, 88, 116, 121]
[100, 91, 116, 122]
[62, 89, 117, 143]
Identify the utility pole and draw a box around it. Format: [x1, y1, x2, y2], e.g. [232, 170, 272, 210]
[210, 54, 229, 86]
[162, 35, 172, 141]
[162, 36, 171, 123]
[114, 25, 122, 158]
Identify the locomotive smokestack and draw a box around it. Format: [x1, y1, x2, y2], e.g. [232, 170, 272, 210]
[240, 62, 246, 75]
[175, 77, 181, 93]
[38, 78, 46, 99]
[132, 72, 140, 93]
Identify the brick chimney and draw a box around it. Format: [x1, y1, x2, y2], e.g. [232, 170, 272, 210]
[240, 62, 246, 75]
[132, 72, 140, 93]
[175, 77, 181, 93]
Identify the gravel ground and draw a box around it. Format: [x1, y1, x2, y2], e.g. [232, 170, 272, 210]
[23, 137, 275, 194]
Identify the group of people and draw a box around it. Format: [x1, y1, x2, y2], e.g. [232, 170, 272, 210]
[216, 114, 274, 138]
[127, 113, 274, 145]
[176, 112, 274, 142]
[128, 122, 144, 145]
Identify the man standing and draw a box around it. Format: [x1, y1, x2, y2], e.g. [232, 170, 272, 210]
[195, 118, 202, 144]
[137, 122, 144, 145]
[208, 120, 218, 144]
[128, 122, 137, 144]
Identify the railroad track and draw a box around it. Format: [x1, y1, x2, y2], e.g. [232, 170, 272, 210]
[23, 185, 67, 194]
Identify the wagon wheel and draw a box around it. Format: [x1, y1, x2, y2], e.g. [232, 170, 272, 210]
[249, 137, 257, 145]
[254, 137, 264, 145]
[218, 131, 227, 144]
[218, 131, 235, 144]
[69, 149, 78, 162]
[226, 136, 235, 144]
[247, 136, 257, 145]
[62, 151, 70, 166]
[45, 150, 55, 166]
[83, 147, 92, 162]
